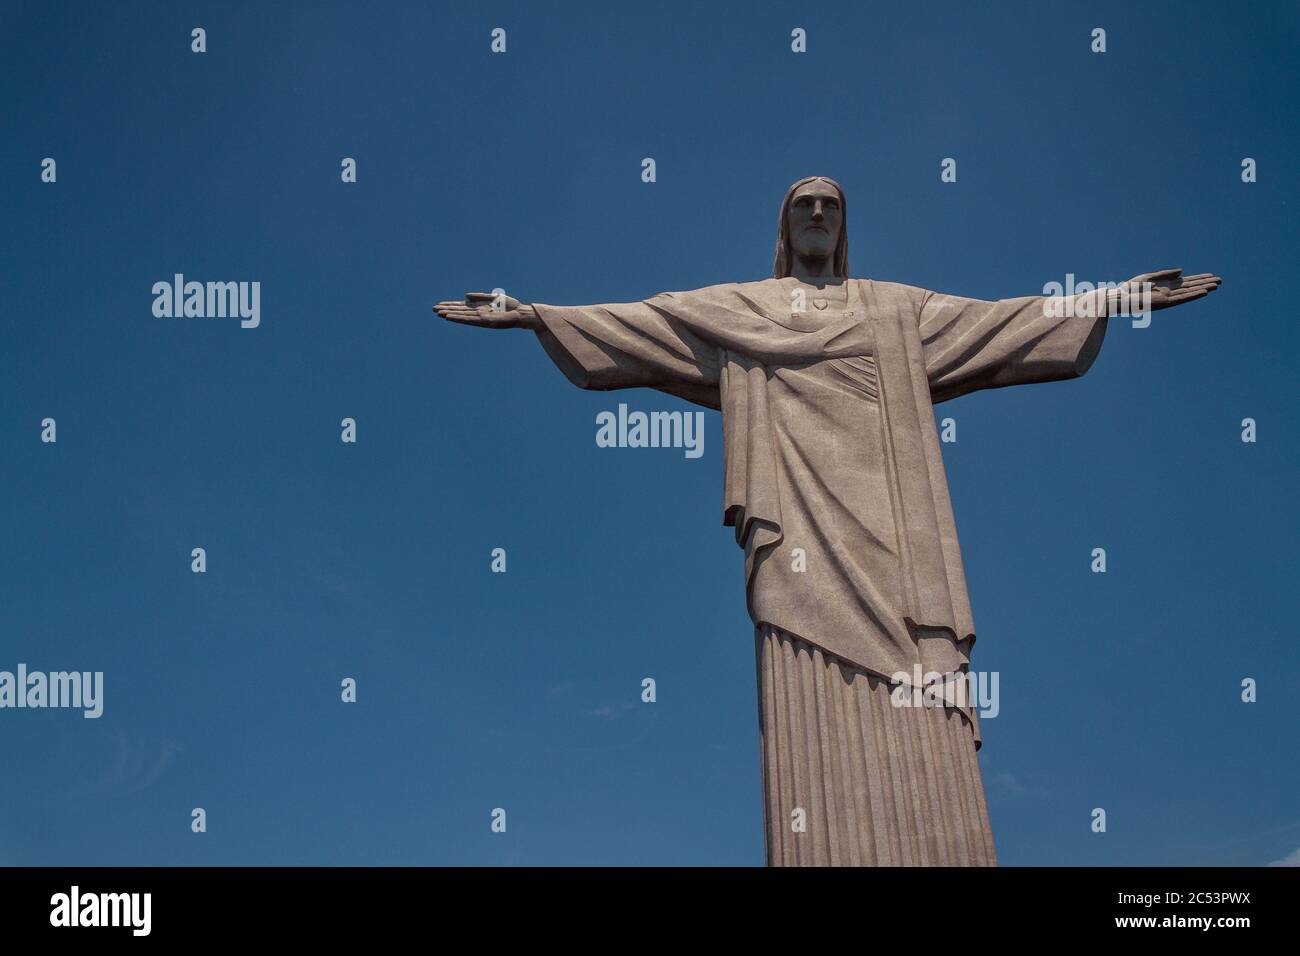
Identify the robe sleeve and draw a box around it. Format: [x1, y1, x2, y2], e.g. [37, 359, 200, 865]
[532, 294, 722, 409]
[918, 290, 1108, 404]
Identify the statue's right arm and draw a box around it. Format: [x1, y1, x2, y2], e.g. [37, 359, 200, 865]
[436, 289, 722, 408]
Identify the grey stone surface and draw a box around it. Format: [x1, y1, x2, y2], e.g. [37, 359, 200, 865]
[434, 176, 1220, 865]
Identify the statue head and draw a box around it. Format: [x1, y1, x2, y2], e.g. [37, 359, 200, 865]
[773, 176, 849, 280]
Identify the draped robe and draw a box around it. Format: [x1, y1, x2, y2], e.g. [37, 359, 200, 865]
[533, 278, 1106, 728]
[532, 277, 1107, 864]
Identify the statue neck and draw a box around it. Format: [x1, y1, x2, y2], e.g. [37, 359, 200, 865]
[791, 255, 841, 287]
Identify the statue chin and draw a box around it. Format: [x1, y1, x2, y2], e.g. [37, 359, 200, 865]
[791, 240, 836, 262]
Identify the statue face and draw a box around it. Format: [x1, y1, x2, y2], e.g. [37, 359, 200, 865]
[786, 179, 842, 263]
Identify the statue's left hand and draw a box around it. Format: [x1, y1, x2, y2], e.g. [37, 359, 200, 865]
[1122, 269, 1222, 312]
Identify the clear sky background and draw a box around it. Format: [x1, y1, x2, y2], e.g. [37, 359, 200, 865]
[1, 1, 1296, 866]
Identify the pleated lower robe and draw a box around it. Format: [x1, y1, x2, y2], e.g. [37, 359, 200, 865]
[755, 625, 996, 866]
[532, 277, 1105, 867]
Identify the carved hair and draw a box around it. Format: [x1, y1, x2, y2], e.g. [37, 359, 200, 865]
[772, 176, 849, 279]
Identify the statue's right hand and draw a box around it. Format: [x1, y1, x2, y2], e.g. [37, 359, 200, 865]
[433, 292, 537, 329]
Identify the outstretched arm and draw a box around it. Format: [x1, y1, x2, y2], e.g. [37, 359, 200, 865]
[434, 290, 722, 408]
[922, 268, 1221, 403]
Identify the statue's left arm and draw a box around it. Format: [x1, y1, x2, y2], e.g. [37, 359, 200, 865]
[920, 269, 1220, 403]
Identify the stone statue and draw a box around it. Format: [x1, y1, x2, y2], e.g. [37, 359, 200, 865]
[434, 176, 1221, 866]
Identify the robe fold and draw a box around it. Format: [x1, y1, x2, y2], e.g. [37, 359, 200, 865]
[534, 278, 1106, 747]
[755, 624, 997, 866]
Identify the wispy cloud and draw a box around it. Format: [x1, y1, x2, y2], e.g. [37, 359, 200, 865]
[77, 732, 185, 796]
[545, 680, 576, 699]
[583, 702, 636, 720]
[1267, 846, 1300, 867]
[986, 772, 1026, 795]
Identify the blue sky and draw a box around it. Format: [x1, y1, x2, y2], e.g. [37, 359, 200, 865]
[1, 0, 1296, 866]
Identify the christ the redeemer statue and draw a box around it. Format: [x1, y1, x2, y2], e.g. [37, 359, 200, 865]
[434, 176, 1220, 866]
